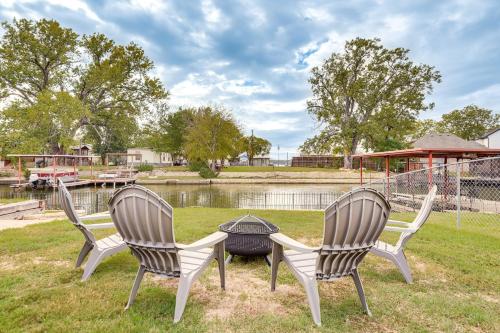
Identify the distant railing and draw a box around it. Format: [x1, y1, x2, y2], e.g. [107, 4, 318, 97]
[0, 190, 342, 214]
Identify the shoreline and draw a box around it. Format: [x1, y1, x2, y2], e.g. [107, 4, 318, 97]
[136, 178, 363, 185]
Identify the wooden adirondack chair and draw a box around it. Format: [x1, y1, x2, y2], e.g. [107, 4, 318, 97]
[270, 188, 391, 326]
[108, 185, 227, 323]
[58, 180, 127, 281]
[370, 185, 437, 283]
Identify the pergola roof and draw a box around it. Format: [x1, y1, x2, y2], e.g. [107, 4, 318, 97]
[353, 133, 500, 159]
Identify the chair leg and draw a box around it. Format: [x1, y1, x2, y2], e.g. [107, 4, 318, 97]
[304, 278, 321, 326]
[225, 254, 233, 265]
[125, 265, 146, 310]
[394, 251, 413, 284]
[215, 242, 226, 290]
[81, 249, 104, 281]
[271, 242, 283, 291]
[174, 274, 194, 323]
[351, 269, 372, 316]
[75, 241, 93, 268]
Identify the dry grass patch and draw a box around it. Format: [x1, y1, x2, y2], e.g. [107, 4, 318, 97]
[150, 265, 304, 321]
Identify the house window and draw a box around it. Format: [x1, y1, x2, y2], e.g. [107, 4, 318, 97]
[135, 151, 141, 161]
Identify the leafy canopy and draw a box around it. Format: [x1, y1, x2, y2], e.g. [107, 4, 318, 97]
[438, 105, 499, 140]
[411, 105, 499, 141]
[303, 37, 441, 167]
[0, 18, 168, 156]
[184, 106, 242, 170]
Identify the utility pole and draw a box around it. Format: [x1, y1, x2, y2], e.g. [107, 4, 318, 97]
[277, 145, 280, 167]
[250, 129, 254, 166]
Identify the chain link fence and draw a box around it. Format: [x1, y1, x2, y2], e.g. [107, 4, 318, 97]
[364, 156, 500, 227]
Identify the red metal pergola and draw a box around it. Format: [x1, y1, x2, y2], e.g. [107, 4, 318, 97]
[7, 154, 101, 185]
[353, 147, 500, 186]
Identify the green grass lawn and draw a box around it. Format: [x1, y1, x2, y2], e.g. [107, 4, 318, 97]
[0, 198, 27, 204]
[0, 209, 498, 332]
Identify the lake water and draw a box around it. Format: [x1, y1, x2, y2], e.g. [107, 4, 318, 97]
[0, 183, 354, 214]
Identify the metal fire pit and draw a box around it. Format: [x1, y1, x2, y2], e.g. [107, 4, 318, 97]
[219, 215, 279, 265]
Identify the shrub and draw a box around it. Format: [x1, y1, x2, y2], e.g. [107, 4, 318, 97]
[199, 166, 218, 179]
[188, 160, 207, 172]
[137, 163, 154, 172]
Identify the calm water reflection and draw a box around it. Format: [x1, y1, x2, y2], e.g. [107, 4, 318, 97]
[0, 183, 353, 214]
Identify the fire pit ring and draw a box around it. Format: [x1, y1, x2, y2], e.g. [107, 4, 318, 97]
[219, 215, 279, 265]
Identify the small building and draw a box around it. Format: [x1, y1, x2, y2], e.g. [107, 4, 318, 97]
[126, 148, 173, 166]
[476, 127, 500, 149]
[252, 155, 270, 167]
[69, 144, 93, 165]
[231, 153, 270, 167]
[70, 143, 93, 156]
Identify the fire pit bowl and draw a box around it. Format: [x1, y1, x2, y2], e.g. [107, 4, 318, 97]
[219, 215, 279, 265]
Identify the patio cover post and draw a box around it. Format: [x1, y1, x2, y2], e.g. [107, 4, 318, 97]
[360, 157, 363, 185]
[17, 158, 21, 185]
[53, 156, 57, 188]
[428, 152, 433, 188]
[385, 156, 390, 198]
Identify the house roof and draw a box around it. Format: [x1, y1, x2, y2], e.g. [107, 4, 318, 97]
[412, 133, 485, 150]
[477, 127, 500, 139]
[69, 144, 92, 150]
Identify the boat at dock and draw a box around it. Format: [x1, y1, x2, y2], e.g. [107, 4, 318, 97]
[28, 167, 78, 189]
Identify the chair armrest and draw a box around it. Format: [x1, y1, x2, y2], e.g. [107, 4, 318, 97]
[384, 225, 417, 233]
[80, 212, 111, 221]
[270, 233, 318, 253]
[387, 219, 412, 226]
[179, 231, 228, 251]
[85, 222, 115, 230]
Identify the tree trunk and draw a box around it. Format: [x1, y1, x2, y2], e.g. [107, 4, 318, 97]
[343, 137, 359, 169]
[343, 154, 352, 169]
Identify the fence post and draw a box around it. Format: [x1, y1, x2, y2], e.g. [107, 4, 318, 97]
[456, 165, 461, 229]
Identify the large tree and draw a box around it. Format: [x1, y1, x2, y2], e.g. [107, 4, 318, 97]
[139, 107, 195, 159]
[0, 18, 168, 157]
[304, 38, 441, 168]
[437, 105, 499, 140]
[184, 106, 242, 171]
[241, 133, 271, 166]
[0, 91, 88, 154]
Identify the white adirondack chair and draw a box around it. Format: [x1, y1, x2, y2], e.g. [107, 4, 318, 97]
[270, 188, 391, 326]
[370, 185, 437, 283]
[108, 185, 227, 323]
[58, 180, 127, 281]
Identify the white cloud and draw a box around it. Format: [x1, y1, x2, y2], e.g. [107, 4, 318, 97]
[47, 0, 103, 23]
[201, 0, 230, 30]
[456, 84, 500, 111]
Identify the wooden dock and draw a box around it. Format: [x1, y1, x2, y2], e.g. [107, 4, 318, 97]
[64, 178, 136, 188]
[9, 177, 136, 190]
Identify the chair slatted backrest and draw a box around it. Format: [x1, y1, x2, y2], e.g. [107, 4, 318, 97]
[317, 188, 390, 279]
[397, 185, 437, 249]
[58, 180, 96, 244]
[109, 185, 180, 276]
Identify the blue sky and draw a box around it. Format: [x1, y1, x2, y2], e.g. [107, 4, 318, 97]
[1, 0, 499, 158]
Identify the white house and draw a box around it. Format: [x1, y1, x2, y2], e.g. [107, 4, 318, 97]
[476, 127, 500, 149]
[126, 148, 173, 166]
